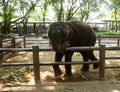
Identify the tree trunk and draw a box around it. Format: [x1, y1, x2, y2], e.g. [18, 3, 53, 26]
[2, 0, 11, 33]
[114, 7, 117, 32]
[1, 23, 11, 34]
[57, 0, 63, 21]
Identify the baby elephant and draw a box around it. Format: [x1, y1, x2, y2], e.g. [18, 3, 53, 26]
[48, 21, 99, 77]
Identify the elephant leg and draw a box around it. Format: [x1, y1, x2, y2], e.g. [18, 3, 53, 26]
[80, 51, 89, 72]
[88, 50, 99, 69]
[65, 51, 74, 76]
[53, 53, 64, 77]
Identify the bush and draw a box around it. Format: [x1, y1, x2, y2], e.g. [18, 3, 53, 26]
[0, 33, 19, 39]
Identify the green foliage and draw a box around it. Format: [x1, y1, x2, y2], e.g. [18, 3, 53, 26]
[79, 71, 89, 80]
[0, 0, 37, 33]
[3, 66, 33, 87]
[0, 0, 18, 19]
[111, 0, 120, 7]
[0, 32, 18, 39]
[40, 0, 108, 21]
[1, 0, 120, 33]
[96, 31, 120, 36]
[110, 0, 120, 19]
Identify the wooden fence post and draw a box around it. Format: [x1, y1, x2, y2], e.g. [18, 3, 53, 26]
[0, 39, 3, 59]
[32, 46, 40, 81]
[98, 35, 101, 46]
[117, 36, 120, 46]
[0, 39, 2, 48]
[23, 36, 26, 48]
[99, 45, 105, 80]
[11, 37, 15, 48]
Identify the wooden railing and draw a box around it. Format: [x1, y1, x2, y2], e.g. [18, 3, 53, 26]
[0, 36, 25, 48]
[0, 36, 25, 60]
[97, 35, 120, 46]
[0, 46, 104, 81]
[0, 35, 120, 82]
[1, 45, 120, 82]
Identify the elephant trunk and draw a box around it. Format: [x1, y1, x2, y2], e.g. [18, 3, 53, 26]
[52, 41, 70, 53]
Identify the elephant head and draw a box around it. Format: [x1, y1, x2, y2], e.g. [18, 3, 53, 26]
[48, 22, 70, 53]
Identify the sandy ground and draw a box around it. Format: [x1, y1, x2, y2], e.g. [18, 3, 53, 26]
[0, 50, 120, 92]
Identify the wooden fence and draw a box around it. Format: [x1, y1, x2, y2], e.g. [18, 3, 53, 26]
[0, 36, 25, 60]
[24, 35, 120, 48]
[0, 36, 25, 48]
[0, 35, 120, 82]
[1, 45, 120, 82]
[6, 35, 118, 48]
[25, 38, 49, 48]
[13, 21, 51, 36]
[97, 35, 120, 46]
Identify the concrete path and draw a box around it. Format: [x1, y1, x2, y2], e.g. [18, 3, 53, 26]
[0, 81, 120, 92]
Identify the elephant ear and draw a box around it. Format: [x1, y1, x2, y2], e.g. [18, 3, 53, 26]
[66, 21, 80, 41]
[47, 39, 51, 47]
[67, 21, 82, 32]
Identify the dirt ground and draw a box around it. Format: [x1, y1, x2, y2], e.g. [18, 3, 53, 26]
[0, 50, 120, 92]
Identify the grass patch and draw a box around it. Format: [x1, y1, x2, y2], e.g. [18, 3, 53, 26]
[96, 31, 120, 36]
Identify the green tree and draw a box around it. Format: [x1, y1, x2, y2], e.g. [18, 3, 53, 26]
[0, 0, 37, 34]
[77, 0, 105, 22]
[49, 0, 105, 22]
[110, 0, 120, 32]
[66, 0, 80, 21]
[50, 0, 64, 21]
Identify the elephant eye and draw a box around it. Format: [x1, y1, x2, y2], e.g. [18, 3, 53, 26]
[55, 29, 61, 33]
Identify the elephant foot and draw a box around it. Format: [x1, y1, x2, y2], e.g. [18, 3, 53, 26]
[54, 71, 63, 77]
[81, 67, 89, 72]
[81, 68, 89, 72]
[53, 66, 63, 77]
[81, 65, 89, 72]
[55, 74, 72, 82]
[64, 73, 72, 77]
[93, 63, 99, 69]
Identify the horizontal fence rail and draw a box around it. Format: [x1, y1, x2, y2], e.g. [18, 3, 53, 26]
[1, 61, 99, 66]
[106, 56, 120, 59]
[1, 45, 120, 51]
[0, 46, 100, 51]
[105, 66, 120, 69]
[105, 46, 120, 50]
[0, 47, 32, 51]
